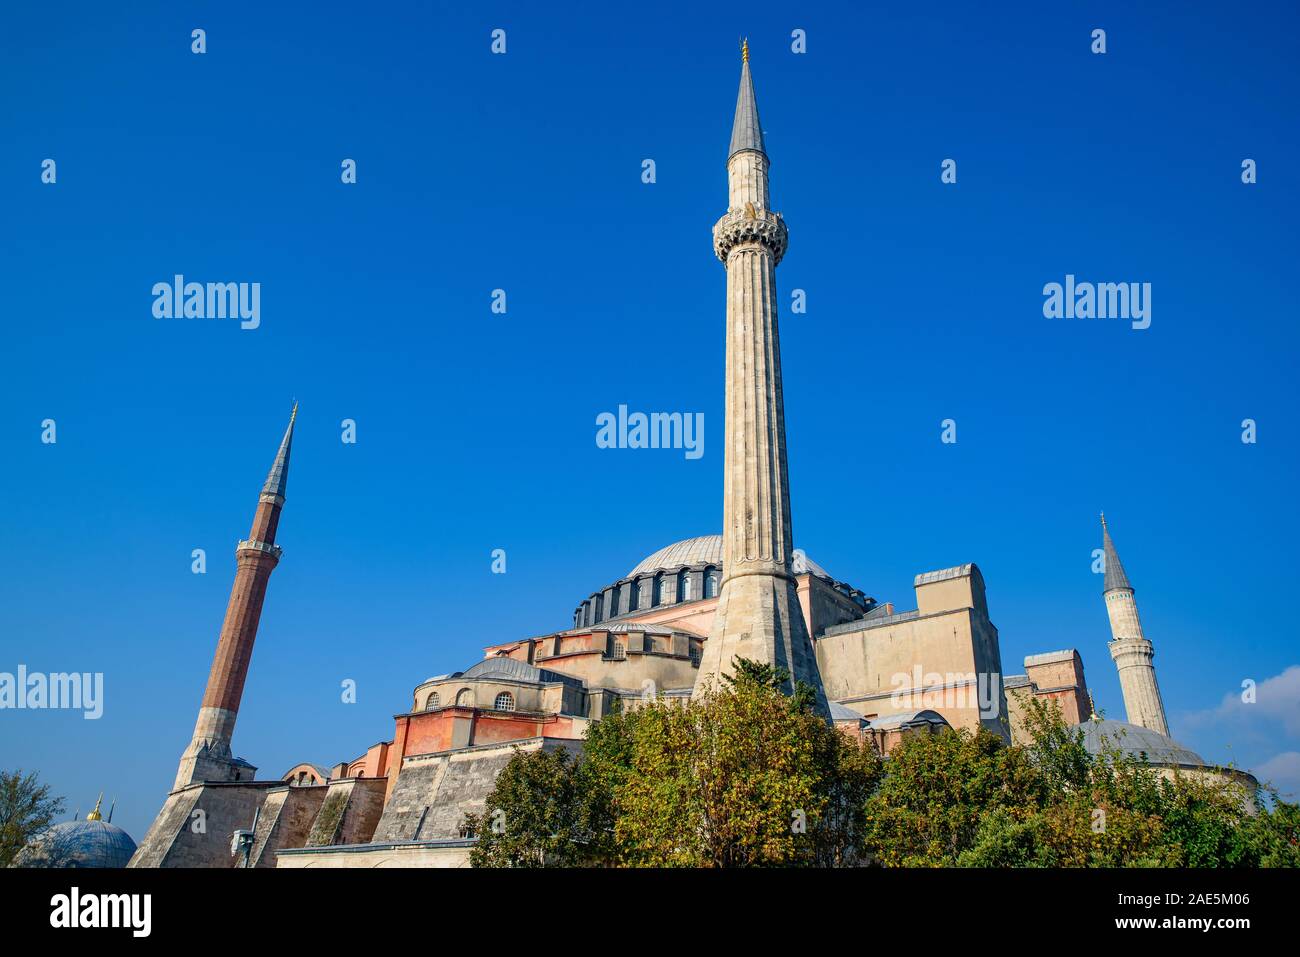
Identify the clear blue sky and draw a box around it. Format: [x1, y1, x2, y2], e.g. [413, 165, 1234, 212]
[2, 1, 1298, 840]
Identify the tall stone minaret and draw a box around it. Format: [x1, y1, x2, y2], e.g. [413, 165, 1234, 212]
[172, 406, 297, 789]
[1102, 514, 1170, 735]
[694, 43, 829, 714]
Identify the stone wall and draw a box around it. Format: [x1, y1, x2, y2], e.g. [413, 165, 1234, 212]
[277, 840, 474, 868]
[372, 737, 576, 843]
[128, 782, 277, 868]
[248, 785, 326, 867]
[305, 777, 386, 847]
[816, 565, 1008, 739]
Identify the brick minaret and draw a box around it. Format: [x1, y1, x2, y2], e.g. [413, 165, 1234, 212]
[1101, 514, 1170, 736]
[172, 406, 296, 790]
[693, 43, 829, 714]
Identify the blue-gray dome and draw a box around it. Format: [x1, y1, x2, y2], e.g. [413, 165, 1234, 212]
[12, 819, 137, 869]
[1074, 719, 1205, 768]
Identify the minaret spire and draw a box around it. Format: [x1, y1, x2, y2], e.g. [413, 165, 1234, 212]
[1100, 515, 1170, 735]
[263, 401, 296, 500]
[1101, 512, 1131, 593]
[695, 47, 829, 714]
[171, 407, 296, 789]
[729, 42, 765, 161]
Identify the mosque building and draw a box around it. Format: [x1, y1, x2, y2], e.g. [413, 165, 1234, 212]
[119, 46, 1252, 870]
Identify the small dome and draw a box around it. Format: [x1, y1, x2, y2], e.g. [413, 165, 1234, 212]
[12, 819, 137, 869]
[627, 535, 827, 578]
[1073, 719, 1205, 768]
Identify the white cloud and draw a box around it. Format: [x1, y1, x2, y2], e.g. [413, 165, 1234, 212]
[1183, 665, 1300, 738]
[1253, 751, 1300, 801]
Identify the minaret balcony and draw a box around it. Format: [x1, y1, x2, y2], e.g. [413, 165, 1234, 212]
[712, 207, 788, 263]
[236, 538, 283, 559]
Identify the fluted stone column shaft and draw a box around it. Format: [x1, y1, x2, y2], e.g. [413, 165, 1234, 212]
[721, 243, 790, 575]
[693, 135, 828, 713]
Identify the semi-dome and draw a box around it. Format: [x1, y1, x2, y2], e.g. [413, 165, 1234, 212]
[459, 656, 581, 687]
[1074, 718, 1205, 768]
[12, 819, 137, 869]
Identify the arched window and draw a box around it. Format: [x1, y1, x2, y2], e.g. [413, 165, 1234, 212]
[610, 639, 626, 661]
[643, 635, 656, 654]
[678, 571, 692, 602]
[425, 691, 440, 711]
[628, 581, 639, 612]
[494, 692, 515, 712]
[594, 596, 603, 622]
[609, 586, 620, 617]
[653, 576, 665, 606]
[456, 688, 474, 707]
[704, 568, 719, 599]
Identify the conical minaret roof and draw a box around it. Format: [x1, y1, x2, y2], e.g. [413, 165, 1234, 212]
[262, 403, 297, 498]
[1101, 513, 1132, 593]
[728, 40, 765, 159]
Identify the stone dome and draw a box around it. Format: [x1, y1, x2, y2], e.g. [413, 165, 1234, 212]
[1073, 718, 1205, 768]
[12, 819, 137, 869]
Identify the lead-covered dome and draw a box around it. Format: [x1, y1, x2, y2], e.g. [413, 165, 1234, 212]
[628, 536, 723, 576]
[573, 535, 853, 631]
[1074, 718, 1205, 768]
[627, 535, 828, 578]
[12, 819, 137, 868]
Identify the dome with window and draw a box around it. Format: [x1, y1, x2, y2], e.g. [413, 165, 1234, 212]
[573, 534, 863, 630]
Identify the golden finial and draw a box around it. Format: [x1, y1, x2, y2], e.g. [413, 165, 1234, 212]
[86, 792, 104, 821]
[1088, 692, 1100, 721]
[741, 37, 749, 63]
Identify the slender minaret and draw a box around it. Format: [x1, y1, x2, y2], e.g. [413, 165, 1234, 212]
[172, 406, 296, 789]
[1101, 514, 1170, 735]
[694, 43, 829, 714]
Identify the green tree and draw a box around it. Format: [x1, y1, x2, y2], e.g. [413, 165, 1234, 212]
[466, 675, 1299, 869]
[0, 769, 66, 868]
[861, 724, 1029, 866]
[1237, 789, 1300, 867]
[468, 659, 876, 867]
[614, 661, 874, 866]
[464, 746, 587, 867]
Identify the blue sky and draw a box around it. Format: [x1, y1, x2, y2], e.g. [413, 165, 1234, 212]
[2, 1, 1297, 839]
